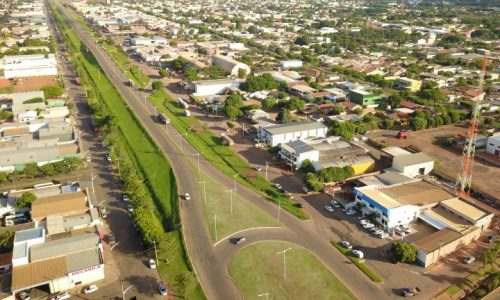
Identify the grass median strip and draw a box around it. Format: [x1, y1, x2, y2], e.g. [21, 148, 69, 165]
[231, 241, 357, 300]
[102, 42, 150, 88]
[148, 89, 309, 220]
[331, 241, 383, 283]
[50, 3, 204, 299]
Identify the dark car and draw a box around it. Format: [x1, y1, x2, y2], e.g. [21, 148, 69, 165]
[293, 202, 304, 208]
[402, 287, 421, 297]
[487, 236, 497, 244]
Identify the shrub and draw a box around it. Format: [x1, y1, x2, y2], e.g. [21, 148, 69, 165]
[391, 241, 417, 263]
[41, 85, 64, 98]
[22, 97, 44, 104]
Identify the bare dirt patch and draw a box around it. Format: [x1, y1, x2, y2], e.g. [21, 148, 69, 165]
[12, 76, 58, 92]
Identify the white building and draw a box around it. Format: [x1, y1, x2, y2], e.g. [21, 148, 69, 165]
[258, 121, 328, 147]
[280, 60, 303, 70]
[1, 54, 58, 78]
[193, 79, 241, 96]
[391, 152, 434, 178]
[279, 140, 319, 169]
[212, 54, 251, 76]
[130, 36, 168, 46]
[485, 135, 500, 157]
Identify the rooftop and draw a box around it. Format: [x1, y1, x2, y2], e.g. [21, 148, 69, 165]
[414, 227, 469, 254]
[263, 121, 327, 135]
[282, 140, 316, 155]
[440, 198, 487, 221]
[30, 232, 100, 262]
[11, 256, 67, 291]
[381, 146, 412, 157]
[393, 152, 434, 166]
[383, 181, 454, 206]
[31, 191, 88, 220]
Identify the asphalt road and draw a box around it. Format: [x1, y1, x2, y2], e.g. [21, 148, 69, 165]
[55, 3, 413, 299]
[47, 5, 163, 299]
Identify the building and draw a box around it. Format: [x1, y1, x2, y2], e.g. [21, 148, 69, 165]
[393, 77, 422, 92]
[1, 54, 58, 78]
[279, 140, 319, 169]
[348, 89, 383, 106]
[391, 152, 434, 178]
[312, 155, 375, 175]
[246, 109, 269, 121]
[485, 135, 500, 157]
[193, 79, 241, 96]
[353, 180, 457, 231]
[280, 60, 303, 70]
[212, 54, 250, 76]
[129, 36, 167, 46]
[258, 121, 328, 147]
[11, 229, 104, 296]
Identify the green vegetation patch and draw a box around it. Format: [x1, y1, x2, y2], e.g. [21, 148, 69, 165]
[148, 89, 309, 220]
[231, 241, 356, 300]
[331, 241, 383, 283]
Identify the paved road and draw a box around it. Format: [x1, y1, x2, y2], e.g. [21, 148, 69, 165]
[55, 3, 415, 300]
[47, 4, 163, 299]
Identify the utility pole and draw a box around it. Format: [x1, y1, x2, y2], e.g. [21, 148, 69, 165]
[277, 201, 281, 224]
[277, 248, 292, 280]
[233, 174, 238, 190]
[226, 189, 236, 215]
[265, 161, 269, 181]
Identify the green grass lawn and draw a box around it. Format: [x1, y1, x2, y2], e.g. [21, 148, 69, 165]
[51, 4, 204, 299]
[148, 89, 309, 220]
[194, 169, 279, 243]
[331, 241, 383, 283]
[230, 241, 357, 300]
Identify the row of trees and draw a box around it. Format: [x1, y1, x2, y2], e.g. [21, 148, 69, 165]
[0, 157, 85, 183]
[302, 162, 355, 192]
[240, 74, 281, 92]
[410, 108, 467, 131]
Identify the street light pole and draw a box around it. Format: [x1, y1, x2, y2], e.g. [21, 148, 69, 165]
[265, 161, 269, 181]
[277, 201, 281, 224]
[277, 248, 292, 280]
[197, 181, 207, 205]
[153, 240, 158, 265]
[233, 174, 238, 190]
[258, 292, 269, 300]
[214, 214, 218, 241]
[226, 189, 236, 215]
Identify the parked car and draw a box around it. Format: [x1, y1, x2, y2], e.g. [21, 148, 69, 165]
[284, 191, 293, 199]
[158, 282, 168, 296]
[402, 287, 421, 297]
[54, 292, 70, 300]
[362, 223, 374, 229]
[373, 229, 384, 236]
[127, 204, 134, 213]
[83, 285, 98, 294]
[108, 234, 116, 246]
[359, 219, 369, 225]
[184, 193, 191, 201]
[17, 291, 30, 300]
[464, 256, 475, 264]
[253, 165, 262, 171]
[274, 183, 283, 191]
[324, 206, 334, 213]
[293, 202, 304, 208]
[302, 186, 312, 194]
[346, 210, 356, 215]
[352, 250, 364, 259]
[330, 200, 340, 208]
[149, 258, 157, 269]
[487, 236, 497, 244]
[376, 232, 389, 239]
[341, 241, 352, 249]
[105, 154, 112, 162]
[235, 237, 246, 245]
[122, 194, 130, 202]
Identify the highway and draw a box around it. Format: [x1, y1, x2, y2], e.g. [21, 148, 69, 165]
[54, 2, 398, 299]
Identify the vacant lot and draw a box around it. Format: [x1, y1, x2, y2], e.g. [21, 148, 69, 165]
[372, 125, 500, 197]
[230, 241, 356, 300]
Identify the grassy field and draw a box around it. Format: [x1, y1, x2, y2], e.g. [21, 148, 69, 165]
[148, 89, 309, 220]
[50, 4, 204, 299]
[102, 42, 150, 89]
[194, 169, 279, 242]
[230, 241, 357, 300]
[331, 241, 383, 283]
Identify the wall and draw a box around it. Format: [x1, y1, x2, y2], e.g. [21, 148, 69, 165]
[49, 276, 71, 293]
[394, 161, 434, 178]
[67, 264, 105, 288]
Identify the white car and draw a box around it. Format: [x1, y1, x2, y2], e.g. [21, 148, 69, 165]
[324, 205, 334, 213]
[253, 165, 262, 171]
[377, 232, 389, 239]
[127, 204, 134, 213]
[330, 200, 340, 208]
[184, 193, 191, 201]
[54, 292, 70, 300]
[274, 183, 283, 191]
[341, 241, 352, 249]
[83, 285, 98, 294]
[352, 250, 364, 259]
[359, 219, 369, 225]
[149, 258, 157, 269]
[373, 229, 384, 235]
[346, 210, 356, 215]
[122, 194, 130, 202]
[362, 223, 374, 229]
[464, 256, 475, 264]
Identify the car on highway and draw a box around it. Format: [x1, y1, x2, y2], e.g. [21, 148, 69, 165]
[464, 256, 475, 264]
[149, 258, 157, 269]
[127, 204, 134, 213]
[184, 193, 191, 201]
[341, 241, 352, 249]
[402, 287, 421, 297]
[352, 250, 364, 259]
[83, 285, 98, 294]
[158, 282, 168, 296]
[253, 165, 262, 171]
[324, 205, 334, 213]
[235, 237, 246, 245]
[122, 194, 130, 202]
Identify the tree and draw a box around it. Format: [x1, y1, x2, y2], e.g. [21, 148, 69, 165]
[276, 109, 293, 124]
[41, 85, 63, 98]
[159, 69, 169, 78]
[391, 242, 417, 263]
[0, 109, 13, 121]
[23, 163, 39, 178]
[332, 105, 344, 115]
[17, 192, 37, 208]
[152, 81, 163, 90]
[305, 173, 323, 192]
[331, 121, 356, 141]
[184, 67, 199, 81]
[0, 171, 8, 183]
[225, 106, 242, 120]
[411, 117, 427, 131]
[224, 94, 243, 109]
[261, 97, 277, 111]
[382, 119, 395, 129]
[0, 230, 14, 251]
[238, 68, 247, 79]
[299, 159, 315, 174]
[284, 97, 305, 111]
